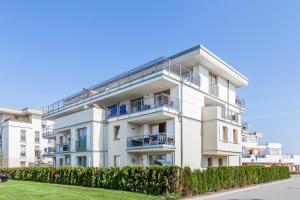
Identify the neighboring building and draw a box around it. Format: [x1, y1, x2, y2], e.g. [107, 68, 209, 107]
[0, 107, 53, 168]
[242, 124, 300, 170]
[42, 45, 248, 169]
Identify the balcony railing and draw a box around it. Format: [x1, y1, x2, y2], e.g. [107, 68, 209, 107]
[235, 96, 245, 108]
[43, 147, 55, 156]
[42, 125, 55, 138]
[75, 141, 87, 152]
[106, 94, 179, 119]
[209, 83, 219, 96]
[221, 107, 239, 123]
[127, 133, 175, 148]
[55, 142, 70, 153]
[43, 57, 197, 116]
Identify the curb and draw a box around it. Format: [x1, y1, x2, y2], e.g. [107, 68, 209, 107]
[186, 178, 292, 200]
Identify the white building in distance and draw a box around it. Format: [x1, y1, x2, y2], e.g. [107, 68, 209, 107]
[0, 107, 53, 168]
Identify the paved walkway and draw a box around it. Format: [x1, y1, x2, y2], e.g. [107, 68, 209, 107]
[190, 175, 300, 200]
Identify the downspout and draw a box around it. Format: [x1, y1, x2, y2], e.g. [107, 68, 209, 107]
[180, 80, 183, 168]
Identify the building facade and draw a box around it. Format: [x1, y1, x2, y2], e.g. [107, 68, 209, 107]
[242, 124, 300, 170]
[0, 107, 52, 168]
[42, 45, 248, 169]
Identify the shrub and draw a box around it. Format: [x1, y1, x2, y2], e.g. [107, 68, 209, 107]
[0, 165, 290, 196]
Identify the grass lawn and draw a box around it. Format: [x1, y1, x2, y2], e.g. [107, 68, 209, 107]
[0, 180, 159, 200]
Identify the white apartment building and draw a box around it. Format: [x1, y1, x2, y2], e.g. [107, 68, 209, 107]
[242, 125, 300, 170]
[42, 45, 248, 169]
[0, 107, 53, 168]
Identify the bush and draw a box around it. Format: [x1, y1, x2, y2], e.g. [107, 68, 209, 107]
[0, 165, 290, 196]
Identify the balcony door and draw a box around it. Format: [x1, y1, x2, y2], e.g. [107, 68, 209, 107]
[209, 73, 217, 85]
[77, 128, 87, 149]
[130, 97, 143, 113]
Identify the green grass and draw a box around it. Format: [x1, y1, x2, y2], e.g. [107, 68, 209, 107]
[0, 180, 159, 200]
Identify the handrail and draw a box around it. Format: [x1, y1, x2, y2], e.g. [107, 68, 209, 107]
[105, 94, 179, 119]
[127, 133, 175, 148]
[221, 107, 239, 122]
[43, 57, 196, 116]
[55, 142, 71, 153]
[42, 125, 54, 138]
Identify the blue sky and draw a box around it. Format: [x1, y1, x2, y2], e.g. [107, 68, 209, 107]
[0, 1, 299, 153]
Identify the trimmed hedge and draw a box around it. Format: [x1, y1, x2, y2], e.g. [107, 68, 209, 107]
[0, 166, 290, 196]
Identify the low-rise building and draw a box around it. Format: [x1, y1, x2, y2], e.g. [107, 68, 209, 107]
[242, 124, 300, 170]
[42, 45, 248, 169]
[0, 107, 53, 168]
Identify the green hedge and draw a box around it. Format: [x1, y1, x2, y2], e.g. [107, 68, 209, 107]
[0, 166, 290, 196]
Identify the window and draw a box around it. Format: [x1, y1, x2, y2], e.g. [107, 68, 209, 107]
[59, 158, 64, 166]
[20, 161, 26, 167]
[76, 128, 87, 151]
[113, 126, 120, 140]
[222, 126, 228, 142]
[218, 158, 223, 167]
[35, 146, 40, 158]
[35, 131, 40, 143]
[233, 129, 238, 144]
[208, 158, 212, 167]
[77, 156, 87, 167]
[20, 130, 26, 142]
[113, 155, 120, 167]
[20, 145, 26, 158]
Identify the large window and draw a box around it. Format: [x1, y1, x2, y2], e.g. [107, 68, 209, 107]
[113, 126, 120, 140]
[20, 130, 26, 142]
[113, 155, 120, 167]
[76, 128, 87, 151]
[233, 129, 238, 144]
[77, 156, 87, 167]
[218, 158, 223, 167]
[20, 145, 26, 158]
[208, 157, 212, 167]
[222, 126, 228, 142]
[35, 131, 40, 143]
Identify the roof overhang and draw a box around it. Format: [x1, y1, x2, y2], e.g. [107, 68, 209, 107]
[169, 45, 248, 87]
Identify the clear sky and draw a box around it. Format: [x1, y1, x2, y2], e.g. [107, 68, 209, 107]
[0, 1, 299, 153]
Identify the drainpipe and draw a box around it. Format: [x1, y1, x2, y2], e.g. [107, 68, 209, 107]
[180, 80, 183, 168]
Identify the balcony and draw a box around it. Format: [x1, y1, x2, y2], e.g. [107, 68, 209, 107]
[106, 94, 179, 119]
[235, 96, 245, 109]
[209, 83, 219, 97]
[42, 125, 55, 138]
[55, 142, 70, 153]
[127, 133, 175, 152]
[203, 105, 240, 124]
[43, 147, 55, 156]
[221, 107, 239, 123]
[75, 141, 87, 152]
[43, 57, 196, 117]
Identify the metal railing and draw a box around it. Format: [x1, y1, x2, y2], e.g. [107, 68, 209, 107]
[43, 147, 55, 156]
[42, 125, 55, 138]
[209, 83, 219, 96]
[105, 94, 179, 119]
[75, 141, 87, 152]
[55, 142, 71, 153]
[43, 57, 197, 116]
[221, 107, 239, 122]
[127, 133, 175, 148]
[235, 96, 245, 108]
